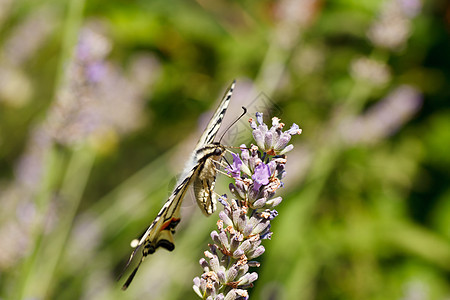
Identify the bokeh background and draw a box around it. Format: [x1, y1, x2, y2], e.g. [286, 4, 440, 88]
[1, 0, 449, 299]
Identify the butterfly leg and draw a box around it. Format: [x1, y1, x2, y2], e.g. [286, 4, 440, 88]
[215, 168, 248, 188]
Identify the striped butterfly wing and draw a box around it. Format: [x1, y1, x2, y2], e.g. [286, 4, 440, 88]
[194, 80, 235, 149]
[120, 80, 235, 289]
[191, 80, 235, 215]
[120, 166, 200, 289]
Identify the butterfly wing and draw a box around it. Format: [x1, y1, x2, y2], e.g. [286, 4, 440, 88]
[194, 80, 235, 149]
[120, 165, 200, 289]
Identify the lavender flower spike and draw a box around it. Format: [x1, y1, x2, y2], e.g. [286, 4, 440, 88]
[193, 113, 302, 299]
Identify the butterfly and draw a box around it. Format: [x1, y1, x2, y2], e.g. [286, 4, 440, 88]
[119, 80, 236, 290]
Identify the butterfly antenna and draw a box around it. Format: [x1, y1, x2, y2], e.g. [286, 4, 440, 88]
[225, 145, 250, 150]
[218, 106, 248, 143]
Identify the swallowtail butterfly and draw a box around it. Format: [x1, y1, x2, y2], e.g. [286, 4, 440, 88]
[120, 80, 235, 289]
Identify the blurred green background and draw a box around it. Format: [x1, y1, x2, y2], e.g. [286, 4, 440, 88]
[1, 0, 449, 299]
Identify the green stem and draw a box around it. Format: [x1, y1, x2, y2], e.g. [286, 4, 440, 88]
[11, 0, 86, 298]
[40, 146, 96, 298]
[12, 145, 63, 300]
[15, 147, 95, 299]
[53, 0, 86, 94]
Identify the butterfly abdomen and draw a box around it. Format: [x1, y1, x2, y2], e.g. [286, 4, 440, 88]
[192, 143, 226, 215]
[194, 176, 217, 215]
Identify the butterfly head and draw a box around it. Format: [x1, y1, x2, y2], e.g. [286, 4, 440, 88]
[211, 142, 225, 158]
[194, 143, 226, 163]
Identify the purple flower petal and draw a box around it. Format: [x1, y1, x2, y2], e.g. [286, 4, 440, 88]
[265, 196, 282, 208]
[256, 112, 263, 125]
[260, 230, 273, 240]
[267, 160, 278, 175]
[218, 195, 229, 208]
[271, 117, 281, 128]
[248, 245, 265, 259]
[269, 210, 278, 220]
[274, 132, 291, 150]
[264, 131, 273, 149]
[225, 153, 242, 178]
[279, 144, 294, 155]
[286, 123, 302, 135]
[252, 198, 266, 208]
[252, 129, 265, 150]
[252, 163, 270, 191]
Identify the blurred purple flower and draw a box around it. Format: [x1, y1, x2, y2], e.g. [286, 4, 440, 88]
[339, 85, 422, 144]
[398, 0, 422, 17]
[44, 24, 161, 148]
[367, 0, 421, 50]
[85, 61, 107, 83]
